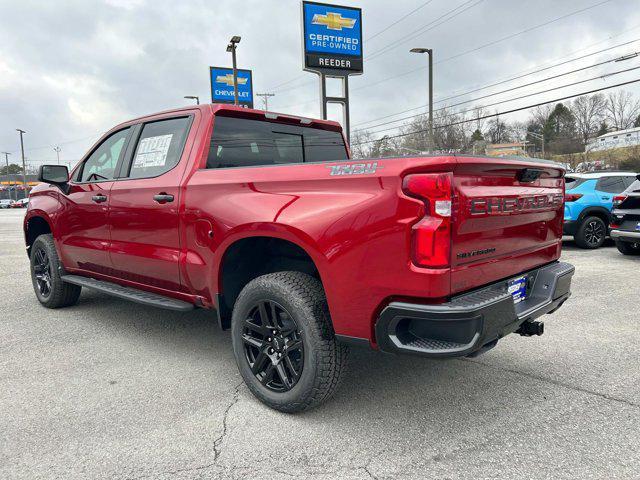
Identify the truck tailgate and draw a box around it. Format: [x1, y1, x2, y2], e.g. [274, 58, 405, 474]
[450, 157, 565, 295]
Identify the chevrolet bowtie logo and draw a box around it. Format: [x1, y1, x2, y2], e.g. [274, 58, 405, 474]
[216, 74, 248, 87]
[312, 12, 356, 31]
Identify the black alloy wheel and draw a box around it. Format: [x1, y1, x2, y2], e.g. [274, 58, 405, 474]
[584, 218, 605, 247]
[242, 300, 304, 392]
[33, 247, 52, 298]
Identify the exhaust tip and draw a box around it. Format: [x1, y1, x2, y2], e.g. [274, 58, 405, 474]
[517, 320, 544, 337]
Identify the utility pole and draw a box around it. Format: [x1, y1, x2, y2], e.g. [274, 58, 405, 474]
[226, 36, 241, 106]
[16, 129, 27, 193]
[256, 93, 275, 111]
[2, 152, 11, 200]
[410, 48, 434, 152]
[54, 146, 61, 165]
[528, 132, 545, 158]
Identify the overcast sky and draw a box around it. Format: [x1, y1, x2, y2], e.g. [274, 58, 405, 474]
[1, 0, 640, 167]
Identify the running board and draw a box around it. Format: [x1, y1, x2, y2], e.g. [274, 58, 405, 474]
[61, 275, 195, 312]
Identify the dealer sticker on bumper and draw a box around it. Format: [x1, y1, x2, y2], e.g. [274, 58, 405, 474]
[508, 275, 528, 304]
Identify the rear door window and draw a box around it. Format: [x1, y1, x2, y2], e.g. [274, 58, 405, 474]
[127, 117, 191, 179]
[206, 116, 348, 169]
[596, 176, 628, 194]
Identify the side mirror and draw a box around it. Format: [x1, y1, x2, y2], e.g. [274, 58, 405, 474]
[38, 165, 69, 184]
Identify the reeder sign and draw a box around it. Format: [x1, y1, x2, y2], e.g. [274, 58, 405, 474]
[209, 66, 254, 108]
[302, 1, 363, 74]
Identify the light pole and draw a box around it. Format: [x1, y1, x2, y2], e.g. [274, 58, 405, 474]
[184, 95, 200, 105]
[256, 93, 275, 110]
[226, 36, 241, 106]
[54, 146, 61, 165]
[2, 152, 11, 200]
[410, 48, 433, 152]
[528, 132, 545, 157]
[16, 129, 27, 193]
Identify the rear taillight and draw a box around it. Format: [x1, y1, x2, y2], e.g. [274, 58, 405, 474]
[564, 193, 583, 202]
[402, 173, 452, 268]
[613, 195, 627, 207]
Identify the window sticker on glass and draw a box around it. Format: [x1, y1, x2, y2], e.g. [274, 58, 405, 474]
[133, 134, 173, 168]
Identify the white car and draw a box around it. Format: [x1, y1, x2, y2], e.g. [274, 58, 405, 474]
[0, 199, 15, 209]
[12, 198, 29, 208]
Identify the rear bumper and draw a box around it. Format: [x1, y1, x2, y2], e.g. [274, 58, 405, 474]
[610, 229, 640, 242]
[375, 261, 575, 358]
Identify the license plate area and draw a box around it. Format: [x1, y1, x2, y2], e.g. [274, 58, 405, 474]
[508, 275, 528, 304]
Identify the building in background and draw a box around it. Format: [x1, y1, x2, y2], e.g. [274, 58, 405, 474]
[0, 174, 38, 200]
[485, 142, 530, 157]
[586, 126, 640, 152]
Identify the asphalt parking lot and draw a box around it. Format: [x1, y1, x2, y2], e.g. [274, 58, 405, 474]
[1, 208, 639, 479]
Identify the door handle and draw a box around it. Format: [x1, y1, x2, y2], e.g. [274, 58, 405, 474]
[92, 194, 107, 203]
[153, 193, 174, 203]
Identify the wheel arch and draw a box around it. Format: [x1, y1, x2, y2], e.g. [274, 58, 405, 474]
[577, 206, 611, 225]
[215, 230, 329, 330]
[24, 212, 55, 258]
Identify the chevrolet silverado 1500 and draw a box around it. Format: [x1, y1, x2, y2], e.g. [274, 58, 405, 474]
[25, 104, 574, 412]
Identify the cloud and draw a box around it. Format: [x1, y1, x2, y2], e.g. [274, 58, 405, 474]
[0, 0, 639, 167]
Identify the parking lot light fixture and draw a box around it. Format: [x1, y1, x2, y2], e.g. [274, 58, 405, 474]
[226, 36, 241, 106]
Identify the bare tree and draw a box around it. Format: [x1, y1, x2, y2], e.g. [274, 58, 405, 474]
[486, 113, 511, 143]
[472, 106, 487, 133]
[529, 104, 554, 128]
[350, 129, 375, 158]
[605, 90, 640, 130]
[572, 93, 607, 145]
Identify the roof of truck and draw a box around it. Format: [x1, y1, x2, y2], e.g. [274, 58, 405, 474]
[119, 103, 341, 130]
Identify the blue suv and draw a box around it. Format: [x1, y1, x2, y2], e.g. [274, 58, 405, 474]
[563, 172, 638, 248]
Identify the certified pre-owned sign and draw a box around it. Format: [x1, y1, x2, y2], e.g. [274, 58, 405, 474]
[209, 66, 254, 108]
[302, 1, 363, 74]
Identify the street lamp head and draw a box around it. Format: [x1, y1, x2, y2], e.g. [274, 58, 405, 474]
[410, 47, 431, 54]
[230, 35, 241, 44]
[226, 44, 233, 52]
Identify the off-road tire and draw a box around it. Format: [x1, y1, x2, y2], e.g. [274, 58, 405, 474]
[30, 234, 81, 308]
[231, 271, 349, 413]
[575, 216, 606, 249]
[615, 239, 640, 255]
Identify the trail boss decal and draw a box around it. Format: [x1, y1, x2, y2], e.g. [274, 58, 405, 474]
[470, 194, 563, 215]
[327, 162, 381, 176]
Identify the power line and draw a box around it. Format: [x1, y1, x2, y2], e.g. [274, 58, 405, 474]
[366, 0, 437, 42]
[365, 0, 484, 61]
[351, 0, 615, 96]
[351, 77, 640, 145]
[352, 38, 640, 128]
[354, 57, 640, 133]
[436, 0, 613, 65]
[278, 0, 617, 104]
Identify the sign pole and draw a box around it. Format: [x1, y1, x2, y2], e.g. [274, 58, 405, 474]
[343, 75, 350, 144]
[231, 47, 239, 106]
[302, 1, 362, 144]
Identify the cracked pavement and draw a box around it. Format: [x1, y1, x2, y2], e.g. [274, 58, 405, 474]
[1, 209, 639, 479]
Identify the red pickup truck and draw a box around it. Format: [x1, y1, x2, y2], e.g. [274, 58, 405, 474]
[25, 104, 574, 412]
